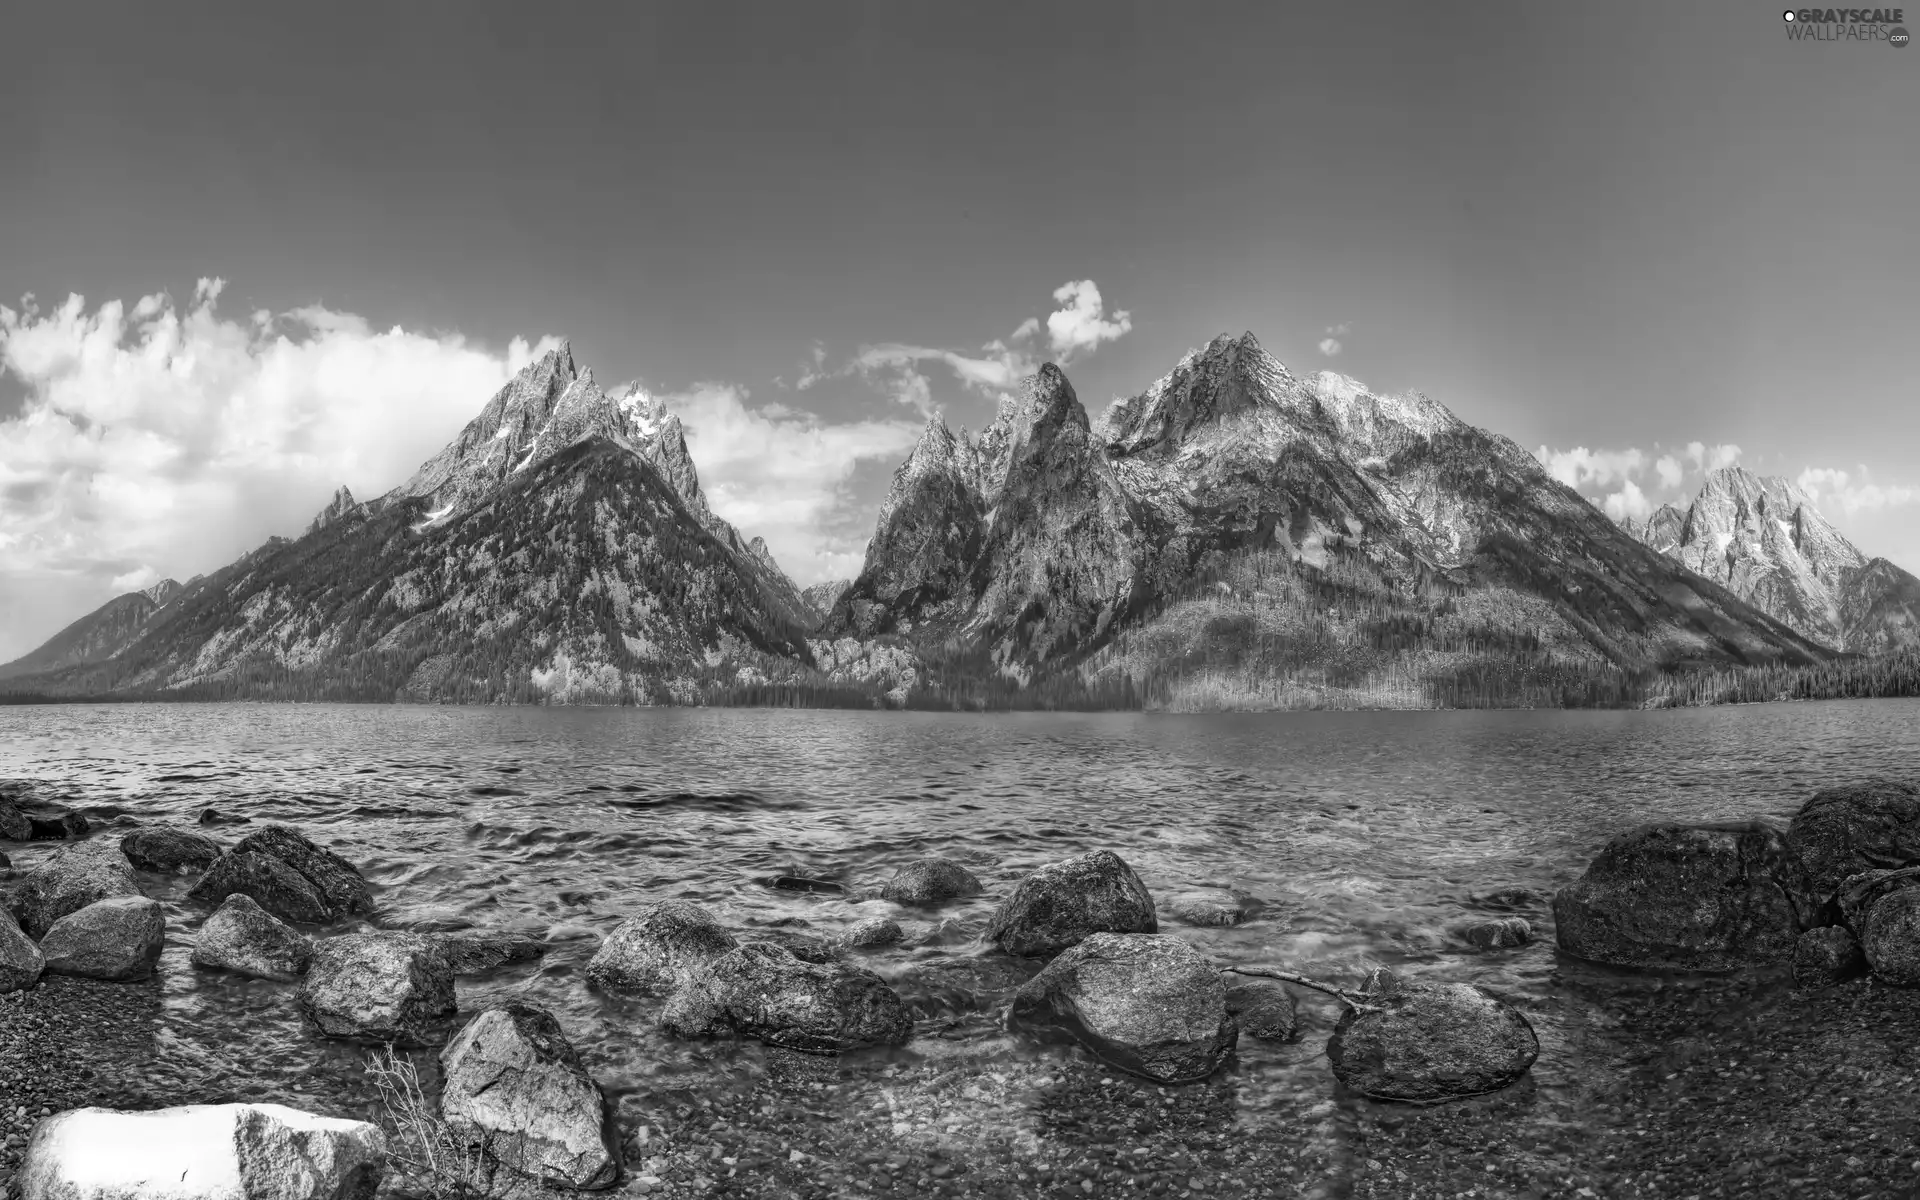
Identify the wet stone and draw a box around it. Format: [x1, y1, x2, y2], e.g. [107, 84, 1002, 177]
[1861, 888, 1920, 986]
[121, 826, 224, 874]
[1326, 969, 1540, 1104]
[880, 857, 984, 907]
[984, 850, 1157, 959]
[1460, 916, 1532, 950]
[1792, 925, 1865, 988]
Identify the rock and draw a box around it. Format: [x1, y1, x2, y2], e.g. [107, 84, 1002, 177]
[1551, 822, 1814, 970]
[11, 839, 142, 939]
[1792, 925, 1866, 987]
[880, 857, 984, 907]
[122, 826, 224, 873]
[297, 932, 457, 1045]
[241, 825, 372, 914]
[983, 850, 1157, 958]
[426, 930, 547, 975]
[1326, 970, 1540, 1103]
[0, 798, 30, 840]
[1460, 916, 1532, 950]
[39, 896, 166, 981]
[14, 1102, 387, 1200]
[188, 851, 334, 925]
[1786, 778, 1920, 904]
[26, 809, 89, 841]
[757, 874, 847, 895]
[1009, 933, 1236, 1084]
[191, 893, 314, 982]
[1835, 865, 1920, 934]
[1224, 980, 1297, 1041]
[660, 942, 912, 1053]
[584, 901, 738, 997]
[439, 1004, 620, 1190]
[198, 806, 251, 826]
[1164, 889, 1248, 927]
[1, 906, 44, 993]
[1473, 887, 1542, 911]
[0, 848, 10, 870]
[839, 917, 904, 949]
[894, 955, 1041, 1019]
[1862, 888, 1920, 986]
[757, 927, 841, 963]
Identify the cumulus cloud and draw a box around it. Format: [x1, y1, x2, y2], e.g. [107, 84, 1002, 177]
[1534, 445, 1650, 488]
[1795, 466, 1919, 514]
[1044, 280, 1132, 362]
[1318, 322, 1350, 357]
[1683, 441, 1742, 472]
[1601, 480, 1653, 522]
[1654, 454, 1684, 490]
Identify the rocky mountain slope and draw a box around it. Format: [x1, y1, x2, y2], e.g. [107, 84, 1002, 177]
[816, 333, 1831, 707]
[1620, 467, 1920, 654]
[0, 346, 821, 702]
[0, 579, 183, 681]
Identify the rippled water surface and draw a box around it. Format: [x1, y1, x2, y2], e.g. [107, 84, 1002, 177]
[4, 700, 1917, 1192]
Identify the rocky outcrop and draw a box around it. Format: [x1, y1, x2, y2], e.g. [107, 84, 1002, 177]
[1326, 970, 1539, 1103]
[1008, 933, 1236, 1084]
[1786, 779, 1920, 906]
[1459, 917, 1532, 950]
[880, 857, 983, 907]
[11, 839, 141, 939]
[191, 893, 314, 982]
[838, 917, 904, 949]
[1792, 926, 1866, 987]
[14, 1103, 387, 1200]
[1861, 889, 1920, 986]
[585, 901, 738, 997]
[306, 484, 364, 537]
[1552, 822, 1814, 970]
[660, 942, 913, 1053]
[426, 930, 547, 975]
[1835, 866, 1920, 935]
[984, 850, 1157, 958]
[122, 826, 224, 873]
[0, 907, 44, 993]
[297, 933, 457, 1046]
[439, 1004, 620, 1190]
[188, 825, 370, 924]
[39, 896, 166, 981]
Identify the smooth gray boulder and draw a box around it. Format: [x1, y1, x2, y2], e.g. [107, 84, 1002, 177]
[14, 1102, 386, 1200]
[11, 839, 142, 939]
[1163, 889, 1249, 928]
[1835, 865, 1920, 935]
[1792, 925, 1866, 987]
[122, 826, 224, 874]
[1326, 969, 1540, 1103]
[1862, 888, 1920, 986]
[984, 850, 1157, 959]
[839, 917, 904, 949]
[1224, 980, 1297, 1042]
[40, 896, 166, 981]
[660, 942, 912, 1053]
[1460, 916, 1532, 950]
[1551, 822, 1814, 970]
[0, 906, 44, 993]
[439, 1004, 620, 1191]
[188, 825, 370, 924]
[192, 893, 314, 982]
[1008, 933, 1235, 1084]
[880, 857, 984, 907]
[584, 901, 737, 997]
[297, 933, 456, 1046]
[1786, 778, 1920, 905]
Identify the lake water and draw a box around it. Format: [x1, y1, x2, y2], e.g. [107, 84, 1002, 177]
[3, 699, 1917, 1195]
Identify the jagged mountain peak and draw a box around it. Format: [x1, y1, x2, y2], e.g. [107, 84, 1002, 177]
[306, 484, 362, 537]
[140, 579, 183, 606]
[1103, 331, 1290, 455]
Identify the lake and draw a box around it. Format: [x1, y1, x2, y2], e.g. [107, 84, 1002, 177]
[3, 698, 1916, 1197]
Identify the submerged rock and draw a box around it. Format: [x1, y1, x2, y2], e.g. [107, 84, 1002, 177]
[11, 839, 142, 939]
[585, 900, 738, 997]
[1792, 925, 1866, 987]
[1551, 822, 1813, 970]
[1008, 933, 1236, 1084]
[1326, 970, 1539, 1104]
[1224, 980, 1298, 1042]
[894, 955, 1040, 1019]
[0, 907, 45, 993]
[758, 874, 847, 896]
[26, 808, 89, 841]
[0, 798, 28, 841]
[880, 857, 984, 907]
[1835, 865, 1920, 935]
[298, 932, 457, 1045]
[984, 850, 1157, 958]
[192, 893, 314, 982]
[426, 930, 548, 975]
[1786, 778, 1920, 904]
[1460, 917, 1532, 950]
[39, 896, 166, 981]
[1164, 889, 1249, 928]
[440, 1003, 620, 1190]
[122, 826, 224, 874]
[14, 1102, 387, 1200]
[839, 917, 905, 949]
[188, 825, 370, 925]
[661, 942, 912, 1053]
[1862, 888, 1920, 986]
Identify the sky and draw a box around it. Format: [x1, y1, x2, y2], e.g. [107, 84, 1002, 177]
[2, 0, 1916, 662]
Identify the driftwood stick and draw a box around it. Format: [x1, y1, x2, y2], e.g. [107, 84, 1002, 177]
[1220, 965, 1381, 1011]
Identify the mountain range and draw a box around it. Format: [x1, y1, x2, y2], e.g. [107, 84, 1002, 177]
[6, 331, 1896, 708]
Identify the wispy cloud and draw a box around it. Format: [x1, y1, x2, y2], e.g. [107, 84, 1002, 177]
[1317, 322, 1350, 357]
[1682, 441, 1742, 472]
[1534, 445, 1650, 488]
[1795, 466, 1920, 514]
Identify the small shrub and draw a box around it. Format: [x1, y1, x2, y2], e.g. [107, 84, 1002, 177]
[364, 1045, 499, 1200]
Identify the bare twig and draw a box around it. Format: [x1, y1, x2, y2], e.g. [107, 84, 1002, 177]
[1219, 965, 1384, 1011]
[364, 1045, 499, 1200]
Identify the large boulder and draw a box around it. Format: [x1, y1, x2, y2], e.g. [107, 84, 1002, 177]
[425, 930, 547, 975]
[122, 826, 224, 874]
[1224, 980, 1298, 1042]
[11, 839, 142, 939]
[838, 917, 904, 949]
[660, 942, 913, 1053]
[983, 850, 1157, 958]
[1, 906, 45, 993]
[1008, 933, 1235, 1084]
[40, 896, 166, 981]
[1862, 888, 1920, 986]
[1326, 969, 1540, 1103]
[1835, 866, 1920, 935]
[880, 857, 984, 907]
[188, 825, 370, 925]
[0, 797, 30, 840]
[584, 901, 737, 997]
[297, 933, 456, 1046]
[14, 1102, 387, 1200]
[1792, 925, 1866, 987]
[439, 1004, 620, 1190]
[1551, 822, 1814, 970]
[1786, 778, 1920, 905]
[191, 893, 314, 982]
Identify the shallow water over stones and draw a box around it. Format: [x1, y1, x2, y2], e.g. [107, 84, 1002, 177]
[3, 698, 1919, 1193]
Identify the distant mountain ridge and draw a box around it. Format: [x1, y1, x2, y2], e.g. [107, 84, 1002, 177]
[0, 578, 183, 681]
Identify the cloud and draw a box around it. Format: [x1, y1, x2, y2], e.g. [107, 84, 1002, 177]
[1045, 280, 1132, 362]
[0, 279, 566, 660]
[1795, 466, 1920, 514]
[793, 342, 828, 391]
[1534, 445, 1650, 488]
[661, 383, 920, 584]
[1682, 441, 1742, 472]
[1318, 323, 1350, 357]
[1654, 454, 1684, 490]
[1601, 480, 1653, 522]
